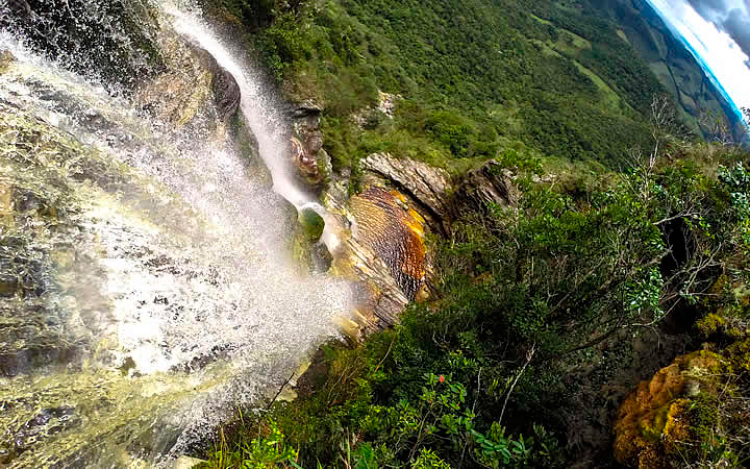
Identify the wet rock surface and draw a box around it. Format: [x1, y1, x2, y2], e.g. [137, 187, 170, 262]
[0, 0, 163, 89]
[349, 187, 427, 301]
[0, 25, 348, 466]
[135, 30, 240, 129]
[321, 185, 430, 337]
[211, 63, 241, 122]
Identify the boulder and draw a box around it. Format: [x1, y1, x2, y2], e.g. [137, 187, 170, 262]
[452, 160, 518, 215]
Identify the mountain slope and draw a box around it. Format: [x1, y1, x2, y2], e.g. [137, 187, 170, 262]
[583, 0, 744, 142]
[209, 0, 683, 172]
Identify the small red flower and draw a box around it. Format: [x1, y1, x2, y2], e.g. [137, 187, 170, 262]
[439, 375, 445, 383]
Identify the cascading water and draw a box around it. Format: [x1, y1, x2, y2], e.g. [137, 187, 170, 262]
[0, 1, 351, 467]
[163, 5, 340, 250]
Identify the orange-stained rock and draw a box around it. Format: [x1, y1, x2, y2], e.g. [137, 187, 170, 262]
[350, 187, 427, 301]
[613, 350, 723, 468]
[360, 153, 451, 234]
[321, 185, 432, 338]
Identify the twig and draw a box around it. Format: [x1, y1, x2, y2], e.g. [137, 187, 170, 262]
[499, 345, 535, 426]
[459, 367, 483, 469]
[374, 333, 397, 374]
[267, 371, 296, 410]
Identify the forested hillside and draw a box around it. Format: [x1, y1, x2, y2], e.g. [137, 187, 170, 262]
[207, 0, 674, 173]
[197, 1, 750, 467]
[584, 0, 745, 142]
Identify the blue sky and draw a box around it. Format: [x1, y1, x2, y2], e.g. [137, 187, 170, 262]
[644, 0, 750, 123]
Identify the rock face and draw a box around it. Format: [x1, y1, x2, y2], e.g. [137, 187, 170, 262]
[135, 30, 240, 129]
[289, 102, 331, 191]
[320, 184, 429, 336]
[0, 0, 163, 89]
[451, 160, 518, 215]
[318, 153, 523, 337]
[350, 187, 427, 301]
[361, 153, 452, 234]
[212, 63, 241, 123]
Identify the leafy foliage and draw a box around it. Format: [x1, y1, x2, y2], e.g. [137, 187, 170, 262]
[193, 2, 750, 467]
[198, 138, 750, 467]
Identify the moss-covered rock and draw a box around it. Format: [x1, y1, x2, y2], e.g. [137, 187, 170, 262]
[298, 207, 325, 242]
[614, 345, 748, 468]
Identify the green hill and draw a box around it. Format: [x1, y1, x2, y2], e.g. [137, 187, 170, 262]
[584, 0, 745, 142]
[210, 0, 680, 172]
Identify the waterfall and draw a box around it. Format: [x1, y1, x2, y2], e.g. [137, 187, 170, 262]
[164, 6, 343, 252]
[0, 1, 351, 466]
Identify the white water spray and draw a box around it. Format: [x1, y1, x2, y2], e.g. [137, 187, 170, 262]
[0, 2, 353, 466]
[165, 7, 344, 252]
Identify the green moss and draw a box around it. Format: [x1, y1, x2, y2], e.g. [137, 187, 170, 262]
[687, 392, 720, 442]
[298, 208, 325, 242]
[726, 338, 750, 374]
[640, 403, 671, 442]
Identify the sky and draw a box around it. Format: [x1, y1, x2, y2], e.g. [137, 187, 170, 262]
[644, 0, 750, 123]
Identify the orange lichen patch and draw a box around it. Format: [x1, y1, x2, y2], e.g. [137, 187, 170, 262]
[350, 187, 427, 300]
[662, 399, 691, 453]
[613, 350, 724, 468]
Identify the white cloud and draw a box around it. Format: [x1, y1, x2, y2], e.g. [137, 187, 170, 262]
[646, 0, 750, 122]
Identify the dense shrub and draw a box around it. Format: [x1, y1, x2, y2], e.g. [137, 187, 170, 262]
[201, 139, 750, 467]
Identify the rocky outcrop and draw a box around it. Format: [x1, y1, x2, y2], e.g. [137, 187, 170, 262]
[320, 184, 430, 337]
[360, 153, 452, 234]
[452, 160, 518, 215]
[289, 102, 331, 191]
[135, 30, 240, 129]
[377, 91, 400, 118]
[317, 154, 523, 337]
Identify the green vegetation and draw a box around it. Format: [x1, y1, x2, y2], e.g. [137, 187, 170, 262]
[199, 122, 750, 466]
[206, 0, 677, 174]
[194, 1, 750, 467]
